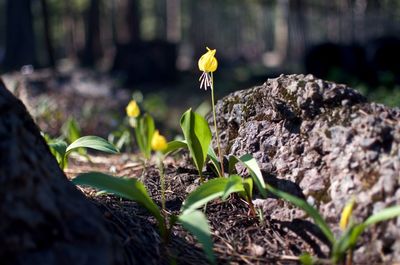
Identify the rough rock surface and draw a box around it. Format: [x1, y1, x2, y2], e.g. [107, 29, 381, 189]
[212, 74, 400, 263]
[0, 79, 123, 265]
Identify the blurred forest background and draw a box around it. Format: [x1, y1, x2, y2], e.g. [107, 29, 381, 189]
[1, 0, 400, 107]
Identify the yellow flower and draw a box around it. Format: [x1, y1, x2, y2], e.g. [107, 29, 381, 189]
[151, 130, 167, 151]
[339, 198, 356, 230]
[198, 47, 218, 90]
[198, 47, 218, 73]
[126, 100, 140, 118]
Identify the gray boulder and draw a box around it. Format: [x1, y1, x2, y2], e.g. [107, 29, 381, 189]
[212, 74, 400, 262]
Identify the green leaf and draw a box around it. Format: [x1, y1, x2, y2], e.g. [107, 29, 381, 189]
[228, 154, 267, 197]
[364, 205, 400, 226]
[49, 140, 68, 158]
[62, 117, 81, 144]
[180, 109, 212, 177]
[48, 140, 68, 168]
[163, 140, 187, 155]
[299, 253, 314, 265]
[143, 114, 155, 157]
[135, 114, 155, 159]
[242, 178, 253, 201]
[72, 172, 165, 235]
[332, 224, 364, 263]
[228, 154, 237, 175]
[266, 184, 335, 244]
[63, 117, 86, 155]
[207, 146, 223, 177]
[221, 175, 245, 200]
[178, 210, 216, 265]
[182, 178, 229, 213]
[182, 177, 244, 214]
[115, 130, 131, 150]
[333, 205, 400, 263]
[134, 120, 145, 155]
[66, 136, 119, 155]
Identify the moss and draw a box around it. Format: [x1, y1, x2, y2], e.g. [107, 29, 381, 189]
[266, 146, 277, 158]
[222, 95, 241, 114]
[308, 180, 332, 205]
[316, 104, 362, 128]
[361, 170, 381, 191]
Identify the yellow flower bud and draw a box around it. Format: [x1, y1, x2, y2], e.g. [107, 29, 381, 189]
[339, 198, 356, 230]
[126, 100, 140, 118]
[151, 130, 167, 151]
[198, 47, 218, 73]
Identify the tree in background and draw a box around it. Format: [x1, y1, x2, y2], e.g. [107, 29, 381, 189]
[3, 0, 36, 71]
[40, 0, 55, 69]
[82, 0, 102, 66]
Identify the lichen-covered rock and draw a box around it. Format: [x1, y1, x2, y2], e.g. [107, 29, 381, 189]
[212, 74, 400, 262]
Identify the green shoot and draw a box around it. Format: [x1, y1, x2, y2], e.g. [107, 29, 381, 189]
[228, 154, 267, 198]
[181, 175, 255, 216]
[134, 113, 155, 160]
[61, 117, 82, 144]
[47, 136, 119, 169]
[269, 185, 400, 265]
[72, 172, 216, 264]
[178, 210, 216, 264]
[180, 109, 212, 182]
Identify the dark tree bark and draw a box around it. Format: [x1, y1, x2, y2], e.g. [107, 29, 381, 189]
[288, 0, 307, 62]
[40, 0, 55, 68]
[3, 0, 36, 71]
[127, 0, 140, 43]
[82, 0, 102, 66]
[63, 0, 77, 60]
[0, 79, 122, 265]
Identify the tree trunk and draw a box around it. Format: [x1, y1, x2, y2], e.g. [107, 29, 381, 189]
[40, 0, 56, 69]
[82, 0, 102, 66]
[0, 79, 122, 265]
[3, 0, 36, 71]
[127, 0, 140, 43]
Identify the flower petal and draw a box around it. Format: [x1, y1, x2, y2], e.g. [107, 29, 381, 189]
[339, 198, 356, 230]
[151, 130, 168, 151]
[198, 48, 218, 73]
[126, 100, 140, 118]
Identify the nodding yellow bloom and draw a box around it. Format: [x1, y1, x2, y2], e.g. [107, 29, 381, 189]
[198, 47, 218, 90]
[198, 47, 218, 72]
[126, 100, 140, 118]
[151, 130, 167, 151]
[339, 198, 356, 230]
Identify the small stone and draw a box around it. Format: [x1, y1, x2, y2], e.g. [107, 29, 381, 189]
[307, 196, 316, 207]
[109, 165, 117, 173]
[360, 138, 377, 149]
[185, 184, 198, 193]
[249, 244, 265, 257]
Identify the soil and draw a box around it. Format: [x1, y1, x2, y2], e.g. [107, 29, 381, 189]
[66, 153, 327, 265]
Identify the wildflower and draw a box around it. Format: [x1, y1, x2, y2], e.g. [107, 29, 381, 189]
[126, 100, 140, 118]
[339, 198, 355, 230]
[151, 130, 167, 151]
[198, 47, 218, 90]
[197, 46, 225, 176]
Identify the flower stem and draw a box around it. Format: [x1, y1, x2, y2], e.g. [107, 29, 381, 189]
[156, 153, 166, 212]
[210, 73, 225, 177]
[346, 249, 353, 265]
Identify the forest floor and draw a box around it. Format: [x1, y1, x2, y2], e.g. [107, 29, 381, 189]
[65, 153, 324, 265]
